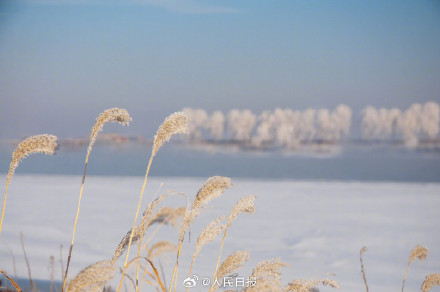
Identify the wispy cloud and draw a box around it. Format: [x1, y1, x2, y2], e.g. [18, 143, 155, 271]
[23, 0, 240, 14]
[135, 0, 239, 14]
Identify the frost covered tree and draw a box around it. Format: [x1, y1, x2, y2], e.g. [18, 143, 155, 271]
[333, 104, 352, 139]
[421, 102, 440, 139]
[273, 108, 302, 149]
[397, 104, 423, 148]
[207, 111, 225, 140]
[251, 106, 350, 148]
[361, 106, 379, 140]
[361, 102, 439, 147]
[252, 110, 276, 147]
[299, 108, 316, 142]
[361, 106, 401, 140]
[316, 105, 352, 142]
[227, 109, 257, 141]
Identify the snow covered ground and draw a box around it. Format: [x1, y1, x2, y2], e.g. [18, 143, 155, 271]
[0, 175, 439, 291]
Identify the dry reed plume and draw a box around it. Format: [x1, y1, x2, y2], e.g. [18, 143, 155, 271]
[1, 134, 58, 236]
[217, 250, 249, 280]
[193, 216, 226, 261]
[139, 193, 170, 239]
[250, 258, 288, 283]
[152, 112, 189, 157]
[402, 245, 429, 292]
[144, 206, 186, 249]
[178, 176, 232, 245]
[212, 250, 249, 292]
[88, 108, 132, 154]
[148, 241, 177, 259]
[113, 192, 177, 263]
[139, 192, 188, 240]
[179, 208, 204, 243]
[421, 273, 440, 292]
[6, 134, 58, 185]
[148, 206, 186, 229]
[113, 227, 143, 263]
[192, 176, 232, 210]
[118, 112, 188, 292]
[187, 215, 227, 288]
[286, 278, 339, 292]
[227, 195, 256, 226]
[142, 208, 186, 271]
[63, 108, 131, 291]
[245, 258, 289, 292]
[409, 245, 429, 262]
[66, 260, 116, 292]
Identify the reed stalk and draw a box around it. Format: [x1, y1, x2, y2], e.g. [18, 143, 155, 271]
[118, 157, 153, 292]
[59, 245, 64, 285]
[49, 256, 55, 292]
[360, 247, 369, 292]
[0, 181, 9, 236]
[20, 232, 37, 292]
[125, 256, 166, 292]
[63, 108, 131, 292]
[3, 243, 17, 280]
[0, 269, 21, 292]
[209, 229, 228, 292]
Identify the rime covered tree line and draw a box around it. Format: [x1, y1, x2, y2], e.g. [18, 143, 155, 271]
[360, 102, 440, 147]
[182, 102, 439, 149]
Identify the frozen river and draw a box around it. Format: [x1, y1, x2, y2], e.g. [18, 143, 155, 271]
[0, 175, 439, 291]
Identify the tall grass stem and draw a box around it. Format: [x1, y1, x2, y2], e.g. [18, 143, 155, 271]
[117, 156, 153, 292]
[62, 155, 89, 291]
[0, 182, 9, 235]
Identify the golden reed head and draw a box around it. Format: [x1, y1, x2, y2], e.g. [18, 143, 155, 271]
[7, 134, 58, 184]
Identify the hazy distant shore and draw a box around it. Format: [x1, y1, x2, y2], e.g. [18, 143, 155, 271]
[1, 134, 439, 154]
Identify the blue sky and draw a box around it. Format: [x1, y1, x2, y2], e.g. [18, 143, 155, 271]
[0, 0, 439, 138]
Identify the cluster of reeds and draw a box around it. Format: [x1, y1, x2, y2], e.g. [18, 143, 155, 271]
[0, 108, 438, 292]
[359, 245, 439, 292]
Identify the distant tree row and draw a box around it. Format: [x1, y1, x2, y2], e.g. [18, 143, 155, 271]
[182, 102, 439, 149]
[361, 102, 439, 147]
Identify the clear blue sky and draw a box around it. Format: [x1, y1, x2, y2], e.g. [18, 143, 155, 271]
[0, 0, 439, 138]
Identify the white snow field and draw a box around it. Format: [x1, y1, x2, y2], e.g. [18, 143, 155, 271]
[0, 175, 439, 291]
